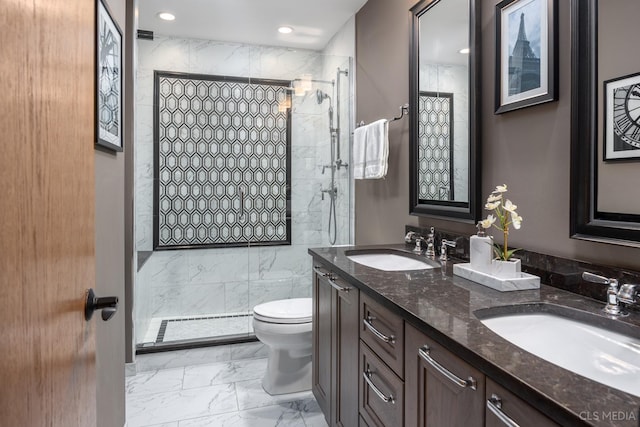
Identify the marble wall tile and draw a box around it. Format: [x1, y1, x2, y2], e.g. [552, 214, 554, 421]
[125, 382, 237, 427]
[136, 214, 153, 252]
[149, 251, 190, 286]
[180, 282, 226, 316]
[151, 285, 184, 318]
[224, 281, 249, 314]
[249, 278, 293, 307]
[257, 246, 312, 280]
[188, 40, 252, 76]
[137, 36, 190, 74]
[136, 67, 155, 106]
[249, 46, 322, 81]
[188, 248, 257, 284]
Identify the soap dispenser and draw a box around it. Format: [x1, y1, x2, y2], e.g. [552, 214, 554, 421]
[470, 223, 493, 272]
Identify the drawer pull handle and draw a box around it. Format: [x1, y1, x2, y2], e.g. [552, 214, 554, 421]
[363, 316, 395, 344]
[328, 277, 351, 292]
[418, 346, 477, 390]
[313, 266, 328, 277]
[487, 394, 520, 427]
[362, 369, 395, 404]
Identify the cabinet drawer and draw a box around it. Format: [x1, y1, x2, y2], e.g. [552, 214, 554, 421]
[359, 341, 404, 427]
[486, 379, 560, 427]
[360, 293, 404, 378]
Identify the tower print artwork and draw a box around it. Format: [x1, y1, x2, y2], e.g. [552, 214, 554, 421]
[508, 11, 541, 95]
[495, 0, 555, 114]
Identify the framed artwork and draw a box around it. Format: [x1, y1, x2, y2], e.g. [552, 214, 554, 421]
[495, 0, 557, 114]
[96, 0, 123, 151]
[604, 72, 640, 161]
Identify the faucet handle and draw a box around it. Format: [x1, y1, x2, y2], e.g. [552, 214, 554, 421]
[582, 272, 617, 286]
[618, 284, 639, 305]
[405, 231, 417, 243]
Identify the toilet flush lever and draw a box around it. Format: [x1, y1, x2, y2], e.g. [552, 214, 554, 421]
[85, 288, 119, 321]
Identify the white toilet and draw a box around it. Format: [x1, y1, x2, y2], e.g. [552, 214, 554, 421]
[252, 298, 313, 395]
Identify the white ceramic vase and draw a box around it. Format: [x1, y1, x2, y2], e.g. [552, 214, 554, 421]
[491, 258, 521, 279]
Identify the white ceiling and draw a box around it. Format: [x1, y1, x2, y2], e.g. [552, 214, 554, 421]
[419, 0, 469, 66]
[137, 0, 368, 51]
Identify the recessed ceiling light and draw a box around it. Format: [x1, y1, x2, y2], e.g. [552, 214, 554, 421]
[459, 48, 470, 54]
[157, 12, 175, 21]
[278, 26, 293, 34]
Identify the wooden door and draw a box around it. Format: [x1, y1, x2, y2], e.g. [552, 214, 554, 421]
[0, 0, 97, 426]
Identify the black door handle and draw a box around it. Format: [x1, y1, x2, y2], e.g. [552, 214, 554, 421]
[85, 288, 119, 321]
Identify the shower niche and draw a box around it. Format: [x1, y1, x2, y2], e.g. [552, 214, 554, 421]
[154, 71, 292, 250]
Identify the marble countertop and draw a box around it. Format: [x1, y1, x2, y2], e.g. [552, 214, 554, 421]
[309, 244, 640, 427]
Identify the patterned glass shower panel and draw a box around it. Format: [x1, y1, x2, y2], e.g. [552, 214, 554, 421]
[418, 91, 453, 201]
[154, 72, 292, 249]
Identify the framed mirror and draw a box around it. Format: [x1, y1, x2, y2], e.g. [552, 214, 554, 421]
[409, 0, 480, 222]
[570, 0, 640, 246]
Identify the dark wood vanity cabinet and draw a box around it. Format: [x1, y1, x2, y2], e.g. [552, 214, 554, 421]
[311, 257, 569, 427]
[405, 323, 485, 427]
[312, 264, 360, 427]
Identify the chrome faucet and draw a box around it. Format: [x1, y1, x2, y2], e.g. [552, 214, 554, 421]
[582, 272, 637, 316]
[439, 239, 457, 261]
[404, 231, 427, 253]
[425, 227, 436, 259]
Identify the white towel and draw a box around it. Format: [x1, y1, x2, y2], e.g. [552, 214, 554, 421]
[353, 119, 389, 179]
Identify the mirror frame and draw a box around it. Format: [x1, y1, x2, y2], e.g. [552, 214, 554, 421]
[409, 0, 481, 223]
[570, 0, 640, 247]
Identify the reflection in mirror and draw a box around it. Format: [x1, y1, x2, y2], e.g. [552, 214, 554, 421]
[571, 0, 640, 245]
[410, 0, 480, 221]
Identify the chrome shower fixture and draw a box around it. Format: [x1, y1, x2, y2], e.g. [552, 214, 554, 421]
[316, 89, 331, 104]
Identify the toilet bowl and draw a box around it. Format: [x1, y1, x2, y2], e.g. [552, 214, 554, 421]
[252, 298, 312, 395]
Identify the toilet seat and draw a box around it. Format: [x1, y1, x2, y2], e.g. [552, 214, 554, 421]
[253, 298, 312, 324]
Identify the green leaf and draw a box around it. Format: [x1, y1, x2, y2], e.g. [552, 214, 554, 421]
[492, 244, 521, 261]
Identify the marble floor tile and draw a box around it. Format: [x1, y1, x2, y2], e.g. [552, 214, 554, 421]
[235, 378, 314, 411]
[177, 403, 305, 427]
[127, 342, 324, 427]
[126, 367, 185, 395]
[183, 358, 267, 389]
[161, 315, 253, 342]
[126, 383, 238, 427]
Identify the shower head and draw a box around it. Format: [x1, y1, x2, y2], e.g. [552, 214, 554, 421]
[316, 89, 331, 104]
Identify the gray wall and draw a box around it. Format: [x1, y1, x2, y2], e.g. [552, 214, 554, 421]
[355, 0, 640, 270]
[95, 0, 127, 425]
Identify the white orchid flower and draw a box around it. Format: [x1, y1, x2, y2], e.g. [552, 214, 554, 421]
[480, 214, 496, 228]
[485, 200, 501, 210]
[511, 212, 523, 229]
[503, 199, 517, 212]
[495, 184, 508, 193]
[487, 193, 502, 202]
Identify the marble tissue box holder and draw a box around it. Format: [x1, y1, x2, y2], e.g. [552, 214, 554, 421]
[453, 258, 540, 292]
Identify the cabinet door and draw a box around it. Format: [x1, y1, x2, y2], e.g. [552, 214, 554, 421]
[332, 274, 360, 427]
[360, 341, 405, 427]
[405, 323, 485, 427]
[312, 268, 333, 421]
[486, 379, 560, 427]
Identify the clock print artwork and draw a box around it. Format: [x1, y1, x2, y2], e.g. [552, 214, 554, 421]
[604, 72, 640, 160]
[96, 0, 123, 152]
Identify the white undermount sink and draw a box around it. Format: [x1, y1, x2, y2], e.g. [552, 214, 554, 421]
[479, 308, 640, 397]
[346, 251, 437, 271]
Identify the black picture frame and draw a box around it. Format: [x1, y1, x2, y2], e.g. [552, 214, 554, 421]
[95, 0, 123, 152]
[495, 0, 557, 114]
[603, 72, 640, 161]
[570, 0, 640, 247]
